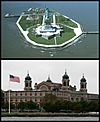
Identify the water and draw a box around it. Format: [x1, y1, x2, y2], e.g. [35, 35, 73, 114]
[1, 117, 99, 121]
[1, 1, 99, 58]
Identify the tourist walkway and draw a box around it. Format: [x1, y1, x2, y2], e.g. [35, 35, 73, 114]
[53, 14, 56, 24]
[42, 15, 45, 25]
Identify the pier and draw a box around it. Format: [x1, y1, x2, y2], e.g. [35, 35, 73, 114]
[4, 13, 44, 18]
[4, 13, 20, 18]
[4, 12, 54, 18]
[82, 31, 99, 34]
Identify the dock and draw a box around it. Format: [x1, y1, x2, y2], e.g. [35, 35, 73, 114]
[82, 31, 99, 34]
[4, 12, 49, 18]
[4, 13, 20, 18]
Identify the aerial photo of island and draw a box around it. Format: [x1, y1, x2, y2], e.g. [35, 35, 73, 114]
[1, 1, 99, 58]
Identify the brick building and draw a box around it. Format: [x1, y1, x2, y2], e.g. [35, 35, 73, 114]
[3, 71, 99, 105]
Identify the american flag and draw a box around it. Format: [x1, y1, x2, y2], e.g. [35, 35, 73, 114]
[9, 75, 20, 83]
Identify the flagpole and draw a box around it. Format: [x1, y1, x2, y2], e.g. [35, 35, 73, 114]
[9, 74, 20, 113]
[9, 76, 10, 114]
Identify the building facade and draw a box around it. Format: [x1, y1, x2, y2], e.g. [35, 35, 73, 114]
[3, 71, 99, 105]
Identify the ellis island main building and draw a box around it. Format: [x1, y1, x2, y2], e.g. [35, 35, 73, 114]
[3, 71, 99, 105]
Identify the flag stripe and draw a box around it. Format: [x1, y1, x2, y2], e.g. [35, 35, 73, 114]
[10, 75, 20, 83]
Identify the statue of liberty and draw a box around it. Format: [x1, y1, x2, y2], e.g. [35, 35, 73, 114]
[44, 8, 50, 25]
[45, 8, 49, 20]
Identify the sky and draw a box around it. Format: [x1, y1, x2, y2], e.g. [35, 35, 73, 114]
[1, 60, 99, 94]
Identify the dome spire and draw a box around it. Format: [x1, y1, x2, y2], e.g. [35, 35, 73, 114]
[25, 71, 31, 80]
[65, 69, 67, 74]
[46, 74, 52, 82]
[80, 73, 86, 82]
[62, 69, 69, 79]
[83, 73, 84, 78]
[27, 70, 29, 76]
[48, 74, 50, 80]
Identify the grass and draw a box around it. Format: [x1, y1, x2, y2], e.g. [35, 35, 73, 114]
[27, 26, 75, 45]
[27, 28, 55, 45]
[19, 14, 78, 31]
[56, 26, 76, 44]
[56, 31, 75, 44]
[56, 15, 78, 28]
[1, 112, 99, 117]
[19, 16, 43, 31]
[19, 14, 53, 31]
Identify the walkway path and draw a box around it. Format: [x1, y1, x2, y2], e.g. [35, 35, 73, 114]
[59, 23, 82, 37]
[82, 31, 99, 34]
[42, 15, 45, 25]
[53, 14, 56, 25]
[54, 36, 57, 45]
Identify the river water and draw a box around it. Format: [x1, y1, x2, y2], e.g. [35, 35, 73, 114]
[1, 1, 99, 58]
[1, 116, 99, 121]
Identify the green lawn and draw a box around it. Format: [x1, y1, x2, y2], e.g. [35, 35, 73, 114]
[27, 28, 55, 45]
[56, 31, 75, 45]
[19, 16, 43, 31]
[56, 26, 76, 44]
[19, 14, 53, 31]
[56, 15, 78, 28]
[19, 14, 78, 31]
[27, 26, 75, 45]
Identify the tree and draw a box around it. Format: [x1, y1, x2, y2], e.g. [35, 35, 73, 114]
[42, 93, 58, 104]
[87, 101, 99, 112]
[17, 101, 39, 111]
[1, 102, 9, 110]
[25, 101, 39, 110]
[71, 102, 82, 112]
[17, 102, 26, 111]
[1, 89, 4, 103]
[42, 93, 62, 112]
[41, 93, 99, 113]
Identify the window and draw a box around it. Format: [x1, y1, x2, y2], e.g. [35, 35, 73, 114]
[81, 97, 84, 101]
[26, 83, 28, 87]
[71, 98, 73, 101]
[29, 82, 31, 87]
[20, 99, 22, 102]
[20, 92, 22, 96]
[76, 98, 79, 101]
[63, 82, 66, 86]
[25, 93, 27, 96]
[40, 93, 42, 96]
[67, 81, 69, 86]
[81, 84, 84, 88]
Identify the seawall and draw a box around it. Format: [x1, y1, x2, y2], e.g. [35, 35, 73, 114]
[1, 112, 99, 117]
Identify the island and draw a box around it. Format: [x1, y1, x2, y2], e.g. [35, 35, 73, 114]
[16, 7, 82, 48]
